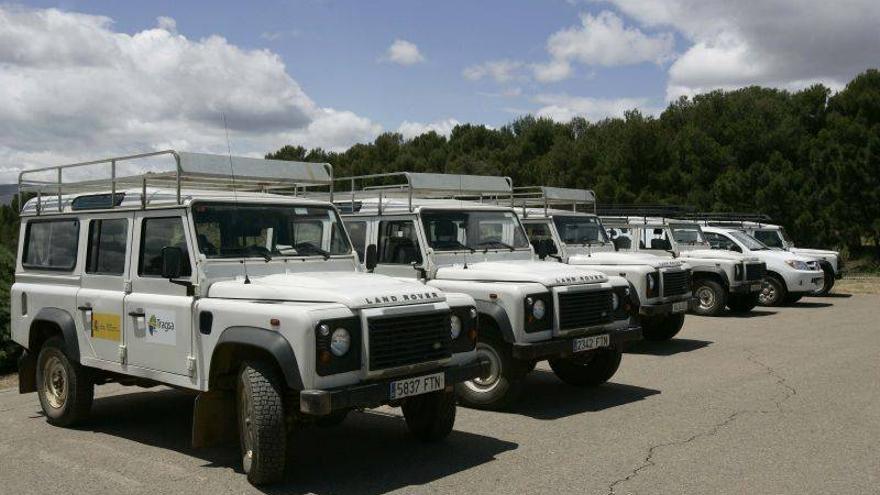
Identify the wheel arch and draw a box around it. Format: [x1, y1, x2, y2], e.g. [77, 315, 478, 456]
[475, 301, 515, 343]
[209, 327, 303, 391]
[692, 269, 729, 290]
[28, 307, 80, 361]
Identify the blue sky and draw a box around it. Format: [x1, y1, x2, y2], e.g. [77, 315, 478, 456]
[1, 0, 878, 179]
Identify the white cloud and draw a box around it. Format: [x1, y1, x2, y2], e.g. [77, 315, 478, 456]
[383, 39, 425, 65]
[462, 60, 525, 83]
[532, 60, 573, 83]
[533, 94, 660, 122]
[593, 0, 880, 99]
[0, 6, 382, 181]
[397, 118, 461, 140]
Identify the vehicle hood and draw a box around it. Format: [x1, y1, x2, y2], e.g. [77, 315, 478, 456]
[568, 251, 685, 269]
[790, 247, 838, 260]
[208, 272, 444, 309]
[435, 260, 607, 286]
[679, 249, 757, 263]
[753, 249, 819, 265]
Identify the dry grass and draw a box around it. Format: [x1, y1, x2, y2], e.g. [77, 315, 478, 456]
[834, 277, 880, 295]
[0, 372, 18, 391]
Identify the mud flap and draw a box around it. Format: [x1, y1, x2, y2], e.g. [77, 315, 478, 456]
[192, 391, 236, 448]
[18, 351, 37, 394]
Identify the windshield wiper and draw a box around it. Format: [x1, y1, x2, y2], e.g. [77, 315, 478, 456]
[293, 243, 331, 260]
[478, 240, 515, 252]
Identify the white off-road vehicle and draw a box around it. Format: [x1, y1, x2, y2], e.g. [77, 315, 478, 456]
[335, 173, 642, 410]
[514, 187, 693, 342]
[598, 212, 767, 316]
[11, 152, 486, 485]
[693, 213, 842, 296]
[698, 226, 824, 306]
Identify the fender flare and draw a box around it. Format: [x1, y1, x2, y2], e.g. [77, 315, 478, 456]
[693, 267, 730, 289]
[30, 307, 80, 362]
[475, 301, 515, 343]
[213, 326, 304, 390]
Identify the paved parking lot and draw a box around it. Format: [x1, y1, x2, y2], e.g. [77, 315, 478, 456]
[1, 294, 878, 494]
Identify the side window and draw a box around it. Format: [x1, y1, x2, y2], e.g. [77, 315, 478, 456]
[23, 219, 79, 270]
[606, 227, 633, 250]
[139, 217, 192, 277]
[524, 223, 557, 254]
[378, 220, 423, 265]
[86, 218, 128, 275]
[345, 221, 367, 262]
[704, 232, 739, 251]
[641, 227, 672, 250]
[753, 230, 783, 248]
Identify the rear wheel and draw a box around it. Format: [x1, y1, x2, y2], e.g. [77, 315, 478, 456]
[692, 279, 727, 316]
[456, 337, 525, 410]
[640, 313, 685, 341]
[36, 337, 93, 427]
[810, 265, 835, 296]
[548, 348, 622, 387]
[727, 292, 760, 313]
[236, 362, 286, 486]
[758, 276, 787, 307]
[402, 389, 456, 442]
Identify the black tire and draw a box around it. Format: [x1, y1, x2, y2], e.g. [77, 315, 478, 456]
[236, 362, 286, 486]
[692, 279, 727, 316]
[727, 292, 760, 313]
[36, 336, 93, 427]
[758, 275, 787, 307]
[810, 265, 835, 296]
[455, 337, 525, 410]
[640, 313, 685, 341]
[316, 409, 349, 427]
[548, 348, 622, 387]
[402, 389, 457, 442]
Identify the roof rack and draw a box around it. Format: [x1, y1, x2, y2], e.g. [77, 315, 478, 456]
[680, 212, 774, 225]
[333, 172, 513, 213]
[595, 204, 695, 218]
[18, 150, 333, 215]
[512, 186, 596, 217]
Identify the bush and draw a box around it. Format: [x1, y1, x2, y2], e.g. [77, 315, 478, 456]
[0, 245, 19, 373]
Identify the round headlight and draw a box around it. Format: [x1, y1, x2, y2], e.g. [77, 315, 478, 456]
[532, 299, 546, 319]
[647, 274, 656, 290]
[611, 292, 620, 310]
[450, 315, 463, 339]
[330, 328, 351, 356]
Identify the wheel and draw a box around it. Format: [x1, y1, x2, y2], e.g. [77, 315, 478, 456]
[236, 362, 286, 486]
[692, 279, 727, 316]
[316, 409, 349, 427]
[455, 337, 525, 410]
[810, 265, 835, 296]
[402, 389, 456, 442]
[36, 337, 93, 427]
[727, 292, 760, 313]
[640, 313, 685, 341]
[548, 348, 622, 387]
[758, 275, 787, 307]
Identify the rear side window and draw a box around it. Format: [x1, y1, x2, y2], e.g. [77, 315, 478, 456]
[23, 219, 79, 270]
[139, 217, 192, 277]
[345, 221, 367, 262]
[86, 218, 129, 275]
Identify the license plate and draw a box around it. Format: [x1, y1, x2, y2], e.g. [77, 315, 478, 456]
[573, 334, 610, 353]
[751, 283, 763, 291]
[672, 301, 688, 313]
[389, 372, 445, 400]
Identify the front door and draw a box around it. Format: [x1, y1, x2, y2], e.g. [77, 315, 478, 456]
[124, 211, 195, 375]
[373, 217, 425, 278]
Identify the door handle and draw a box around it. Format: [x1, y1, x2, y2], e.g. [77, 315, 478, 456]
[77, 306, 92, 311]
[128, 310, 145, 318]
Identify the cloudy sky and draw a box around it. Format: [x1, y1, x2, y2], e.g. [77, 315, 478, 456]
[1, 0, 879, 181]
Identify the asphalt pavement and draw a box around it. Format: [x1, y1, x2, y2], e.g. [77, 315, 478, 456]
[1, 294, 878, 494]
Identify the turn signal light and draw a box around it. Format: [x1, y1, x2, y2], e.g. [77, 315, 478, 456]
[319, 350, 332, 364]
[468, 328, 478, 342]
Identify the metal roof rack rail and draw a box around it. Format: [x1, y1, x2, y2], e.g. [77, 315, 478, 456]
[680, 212, 774, 226]
[18, 150, 333, 215]
[511, 186, 596, 217]
[595, 204, 695, 218]
[333, 171, 513, 213]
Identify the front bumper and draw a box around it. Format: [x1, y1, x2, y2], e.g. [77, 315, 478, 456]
[299, 359, 488, 415]
[511, 324, 642, 361]
[639, 298, 695, 317]
[790, 271, 824, 292]
[730, 281, 765, 294]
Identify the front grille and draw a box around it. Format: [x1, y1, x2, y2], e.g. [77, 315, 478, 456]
[368, 311, 452, 371]
[558, 289, 614, 330]
[662, 270, 689, 297]
[745, 262, 766, 281]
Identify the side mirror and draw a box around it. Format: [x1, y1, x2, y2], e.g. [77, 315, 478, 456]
[364, 244, 378, 271]
[731, 244, 742, 253]
[161, 246, 185, 279]
[535, 239, 552, 260]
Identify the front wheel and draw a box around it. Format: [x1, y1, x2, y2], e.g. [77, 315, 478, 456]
[402, 389, 456, 442]
[548, 348, 622, 387]
[692, 279, 727, 316]
[810, 265, 835, 296]
[640, 313, 685, 341]
[456, 338, 525, 410]
[237, 362, 286, 486]
[758, 276, 787, 307]
[36, 337, 93, 427]
[727, 292, 760, 313]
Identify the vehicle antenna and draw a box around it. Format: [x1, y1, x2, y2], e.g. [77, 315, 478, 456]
[223, 112, 250, 284]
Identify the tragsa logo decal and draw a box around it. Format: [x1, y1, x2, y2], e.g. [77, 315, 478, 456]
[147, 315, 159, 335]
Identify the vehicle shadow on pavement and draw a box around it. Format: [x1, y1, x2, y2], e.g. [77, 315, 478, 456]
[822, 293, 852, 298]
[625, 338, 712, 356]
[787, 301, 834, 308]
[724, 309, 778, 318]
[81, 388, 518, 495]
[503, 371, 660, 421]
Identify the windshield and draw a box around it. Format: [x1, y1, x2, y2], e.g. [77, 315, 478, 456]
[192, 203, 351, 259]
[728, 230, 768, 251]
[421, 209, 530, 251]
[552, 216, 609, 245]
[752, 229, 785, 248]
[670, 223, 708, 246]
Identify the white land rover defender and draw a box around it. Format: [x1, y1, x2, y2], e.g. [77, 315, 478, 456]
[335, 173, 642, 411]
[693, 213, 842, 296]
[515, 187, 693, 342]
[598, 212, 767, 316]
[11, 152, 486, 485]
[697, 225, 824, 306]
